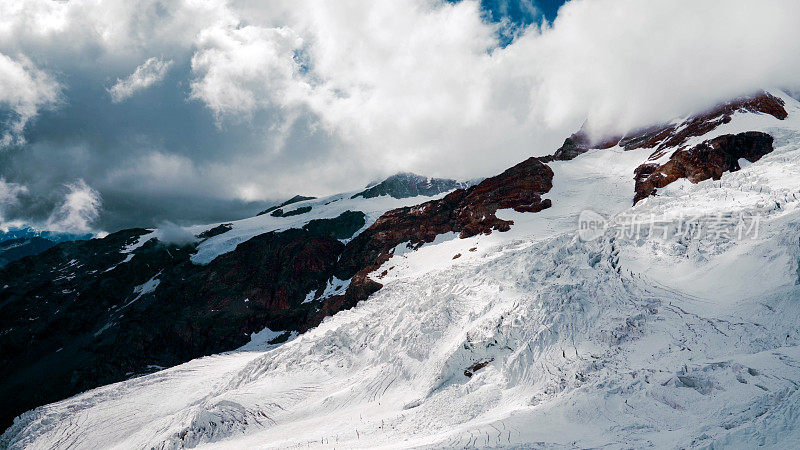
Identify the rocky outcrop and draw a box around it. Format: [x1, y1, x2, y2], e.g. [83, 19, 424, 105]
[196, 223, 232, 239]
[542, 130, 618, 162]
[543, 91, 787, 163]
[633, 132, 774, 203]
[620, 92, 785, 162]
[540, 92, 784, 205]
[352, 172, 469, 199]
[271, 205, 312, 217]
[302, 210, 366, 239]
[257, 195, 316, 216]
[336, 157, 553, 281]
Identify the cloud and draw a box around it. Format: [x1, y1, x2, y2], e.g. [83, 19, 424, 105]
[0, 178, 28, 225]
[186, 0, 800, 179]
[512, 0, 800, 138]
[0, 52, 60, 147]
[154, 221, 197, 247]
[0, 178, 27, 206]
[109, 57, 173, 103]
[190, 25, 305, 118]
[0, 0, 799, 231]
[46, 180, 102, 233]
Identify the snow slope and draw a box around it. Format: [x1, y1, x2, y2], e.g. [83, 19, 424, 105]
[4, 91, 800, 449]
[189, 192, 458, 265]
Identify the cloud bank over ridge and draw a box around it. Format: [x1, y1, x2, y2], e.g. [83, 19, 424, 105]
[0, 0, 798, 231]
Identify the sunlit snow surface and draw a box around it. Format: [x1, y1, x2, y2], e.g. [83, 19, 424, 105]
[5, 92, 800, 449]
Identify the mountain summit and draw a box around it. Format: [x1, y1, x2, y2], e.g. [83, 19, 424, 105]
[351, 172, 470, 200]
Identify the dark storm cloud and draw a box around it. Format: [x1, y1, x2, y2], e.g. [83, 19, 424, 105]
[3, 53, 354, 230]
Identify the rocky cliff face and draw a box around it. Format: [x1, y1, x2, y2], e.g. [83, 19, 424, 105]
[545, 91, 784, 204]
[338, 157, 553, 279]
[257, 195, 316, 216]
[633, 131, 775, 203]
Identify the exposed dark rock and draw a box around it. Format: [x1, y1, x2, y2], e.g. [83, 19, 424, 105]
[0, 226, 343, 430]
[270, 205, 312, 217]
[620, 92, 784, 159]
[257, 195, 316, 216]
[282, 206, 312, 217]
[196, 223, 232, 240]
[541, 131, 618, 162]
[352, 172, 469, 199]
[302, 210, 366, 239]
[633, 132, 774, 203]
[464, 358, 494, 377]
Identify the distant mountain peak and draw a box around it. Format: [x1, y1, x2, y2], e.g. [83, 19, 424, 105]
[257, 195, 316, 216]
[352, 172, 469, 199]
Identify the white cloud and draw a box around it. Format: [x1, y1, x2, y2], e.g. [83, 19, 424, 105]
[0, 52, 60, 147]
[189, 24, 306, 118]
[154, 221, 197, 246]
[1, 0, 800, 227]
[511, 0, 800, 138]
[0, 178, 28, 225]
[46, 180, 102, 233]
[109, 57, 173, 103]
[0, 178, 27, 205]
[185, 0, 800, 183]
[0, 0, 235, 66]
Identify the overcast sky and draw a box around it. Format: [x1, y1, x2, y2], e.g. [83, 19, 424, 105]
[0, 0, 798, 232]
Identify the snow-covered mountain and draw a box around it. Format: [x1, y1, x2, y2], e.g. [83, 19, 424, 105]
[4, 90, 800, 448]
[350, 172, 473, 200]
[0, 179, 467, 431]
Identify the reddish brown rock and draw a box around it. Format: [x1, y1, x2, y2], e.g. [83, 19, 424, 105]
[542, 129, 619, 162]
[464, 358, 494, 377]
[543, 91, 786, 163]
[633, 131, 774, 203]
[620, 91, 785, 156]
[326, 157, 553, 316]
[336, 157, 553, 282]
